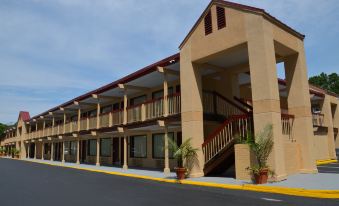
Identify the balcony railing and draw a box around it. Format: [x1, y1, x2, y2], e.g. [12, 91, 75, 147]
[26, 93, 181, 139]
[168, 93, 181, 115]
[281, 113, 294, 140]
[127, 104, 143, 123]
[312, 112, 324, 127]
[88, 116, 97, 129]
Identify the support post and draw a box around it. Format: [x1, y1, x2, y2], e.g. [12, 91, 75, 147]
[51, 142, 54, 161]
[284, 42, 317, 173]
[62, 141, 65, 163]
[96, 137, 100, 166]
[34, 142, 37, 159]
[123, 90, 128, 125]
[246, 15, 286, 180]
[42, 142, 45, 160]
[76, 138, 80, 164]
[123, 134, 128, 170]
[163, 73, 169, 117]
[97, 102, 100, 129]
[164, 125, 170, 175]
[77, 108, 81, 132]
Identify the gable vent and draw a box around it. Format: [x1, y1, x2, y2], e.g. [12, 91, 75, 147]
[216, 6, 226, 30]
[204, 10, 212, 35]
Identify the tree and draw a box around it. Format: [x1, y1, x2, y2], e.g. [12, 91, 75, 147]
[0, 123, 8, 138]
[309, 72, 339, 95]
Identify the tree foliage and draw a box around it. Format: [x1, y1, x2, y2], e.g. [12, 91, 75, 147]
[0, 123, 7, 137]
[309, 72, 339, 95]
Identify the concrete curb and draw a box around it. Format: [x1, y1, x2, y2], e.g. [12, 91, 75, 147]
[316, 159, 338, 166]
[5, 158, 339, 199]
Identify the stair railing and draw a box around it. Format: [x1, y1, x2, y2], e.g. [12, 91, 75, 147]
[202, 114, 253, 164]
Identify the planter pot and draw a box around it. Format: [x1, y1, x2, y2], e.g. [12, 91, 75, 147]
[175, 167, 186, 180]
[254, 169, 269, 184]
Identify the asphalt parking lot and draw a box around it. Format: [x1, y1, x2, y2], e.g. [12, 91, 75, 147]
[0, 158, 338, 206]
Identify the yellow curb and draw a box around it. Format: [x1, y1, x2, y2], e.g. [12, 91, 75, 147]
[5, 158, 339, 199]
[316, 159, 338, 166]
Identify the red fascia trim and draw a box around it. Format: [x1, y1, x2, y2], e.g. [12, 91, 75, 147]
[30, 53, 180, 121]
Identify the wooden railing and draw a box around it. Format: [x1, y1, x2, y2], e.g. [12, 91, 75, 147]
[312, 112, 324, 127]
[26, 94, 181, 138]
[100, 112, 110, 128]
[168, 93, 181, 115]
[281, 113, 294, 140]
[127, 104, 143, 123]
[202, 114, 253, 164]
[80, 118, 87, 131]
[88, 116, 97, 129]
[112, 109, 123, 125]
[203, 91, 249, 118]
[145, 97, 164, 120]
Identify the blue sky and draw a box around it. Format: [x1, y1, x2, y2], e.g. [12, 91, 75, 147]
[0, 0, 338, 124]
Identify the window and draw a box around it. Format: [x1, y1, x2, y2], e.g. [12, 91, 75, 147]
[152, 133, 174, 159]
[87, 139, 97, 156]
[64, 141, 70, 155]
[152, 87, 174, 99]
[100, 138, 112, 157]
[204, 10, 212, 35]
[216, 6, 226, 29]
[101, 105, 112, 114]
[113, 102, 121, 110]
[70, 141, 77, 155]
[130, 95, 147, 106]
[130, 135, 147, 158]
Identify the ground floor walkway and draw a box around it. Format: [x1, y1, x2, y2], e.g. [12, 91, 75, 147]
[15, 157, 339, 191]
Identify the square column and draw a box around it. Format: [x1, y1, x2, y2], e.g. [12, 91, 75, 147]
[76, 139, 80, 164]
[163, 126, 170, 175]
[51, 142, 54, 161]
[42, 142, 45, 160]
[123, 135, 128, 170]
[284, 43, 317, 173]
[34, 143, 37, 159]
[180, 46, 205, 177]
[62, 141, 65, 163]
[96, 137, 100, 166]
[246, 15, 286, 180]
[27, 143, 30, 158]
[322, 96, 337, 159]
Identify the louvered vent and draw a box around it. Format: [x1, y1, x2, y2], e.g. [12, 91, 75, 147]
[216, 6, 226, 30]
[204, 10, 212, 35]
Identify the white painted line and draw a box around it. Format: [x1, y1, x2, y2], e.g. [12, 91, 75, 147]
[261, 197, 282, 202]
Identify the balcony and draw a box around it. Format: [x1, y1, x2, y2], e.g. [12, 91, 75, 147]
[26, 93, 181, 139]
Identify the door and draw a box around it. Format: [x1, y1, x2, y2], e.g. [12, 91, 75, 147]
[80, 140, 87, 163]
[120, 138, 125, 166]
[112, 138, 120, 165]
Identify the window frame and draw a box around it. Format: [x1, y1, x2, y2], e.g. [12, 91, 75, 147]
[152, 132, 175, 159]
[87, 139, 97, 156]
[100, 138, 112, 157]
[130, 135, 147, 158]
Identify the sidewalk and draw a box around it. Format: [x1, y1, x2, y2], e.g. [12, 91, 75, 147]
[5, 157, 339, 199]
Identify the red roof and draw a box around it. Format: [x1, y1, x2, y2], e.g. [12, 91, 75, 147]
[19, 111, 30, 122]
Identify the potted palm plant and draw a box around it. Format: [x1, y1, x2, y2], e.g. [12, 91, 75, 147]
[168, 138, 199, 180]
[247, 124, 274, 184]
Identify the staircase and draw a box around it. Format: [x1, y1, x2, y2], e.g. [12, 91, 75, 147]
[202, 91, 253, 175]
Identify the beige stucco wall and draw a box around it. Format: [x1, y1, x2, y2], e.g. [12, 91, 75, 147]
[313, 129, 330, 161]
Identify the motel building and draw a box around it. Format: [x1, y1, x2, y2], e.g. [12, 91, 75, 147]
[1, 0, 339, 181]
